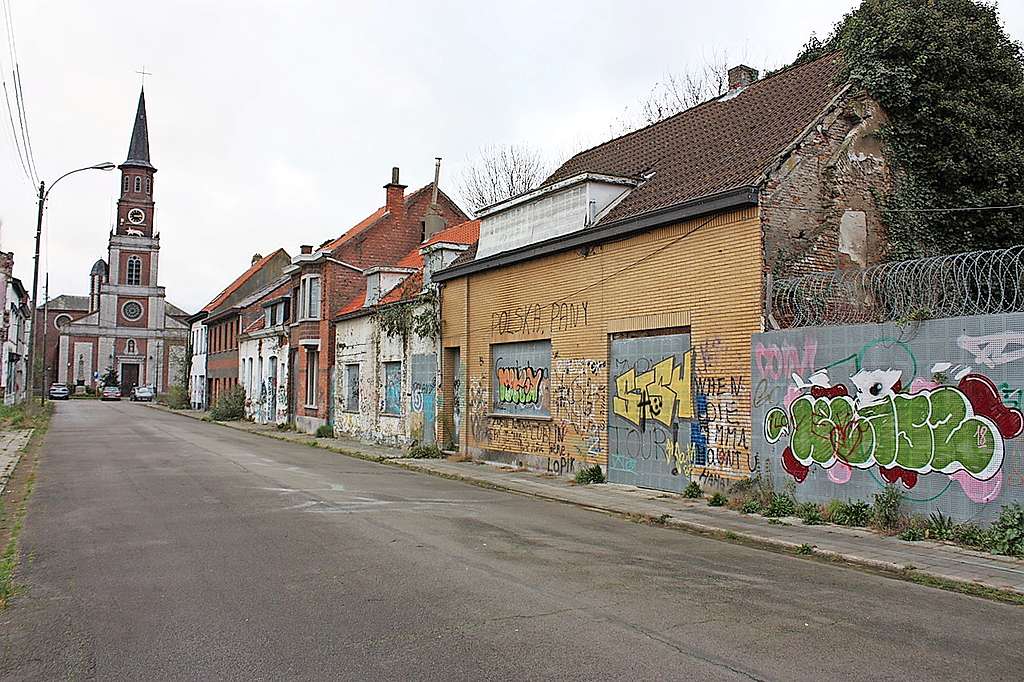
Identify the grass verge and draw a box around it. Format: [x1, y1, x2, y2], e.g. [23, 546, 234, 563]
[0, 402, 52, 609]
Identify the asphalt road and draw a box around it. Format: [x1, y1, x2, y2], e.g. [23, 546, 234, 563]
[1, 401, 1022, 680]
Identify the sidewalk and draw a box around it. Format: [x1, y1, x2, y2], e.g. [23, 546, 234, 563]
[150, 404, 1024, 600]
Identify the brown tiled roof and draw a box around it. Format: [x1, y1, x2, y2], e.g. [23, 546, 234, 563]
[544, 52, 846, 225]
[201, 249, 288, 313]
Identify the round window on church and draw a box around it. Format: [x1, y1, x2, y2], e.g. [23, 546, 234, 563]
[54, 313, 72, 330]
[122, 301, 143, 321]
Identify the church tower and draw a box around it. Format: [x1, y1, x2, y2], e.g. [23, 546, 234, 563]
[116, 88, 157, 239]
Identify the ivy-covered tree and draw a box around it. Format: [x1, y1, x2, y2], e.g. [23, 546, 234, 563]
[793, 0, 1024, 258]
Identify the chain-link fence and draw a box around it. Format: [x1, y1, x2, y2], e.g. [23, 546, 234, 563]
[768, 245, 1024, 328]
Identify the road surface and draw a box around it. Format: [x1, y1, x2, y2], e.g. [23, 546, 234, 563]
[1, 400, 1021, 680]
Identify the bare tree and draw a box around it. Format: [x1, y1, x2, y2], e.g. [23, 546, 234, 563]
[457, 144, 553, 213]
[610, 52, 733, 136]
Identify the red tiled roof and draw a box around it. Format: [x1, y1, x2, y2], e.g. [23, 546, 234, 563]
[333, 219, 480, 319]
[201, 249, 287, 313]
[543, 52, 846, 225]
[243, 316, 266, 333]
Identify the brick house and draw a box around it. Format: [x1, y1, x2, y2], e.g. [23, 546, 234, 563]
[190, 249, 291, 409]
[285, 166, 467, 433]
[333, 219, 479, 447]
[433, 53, 890, 492]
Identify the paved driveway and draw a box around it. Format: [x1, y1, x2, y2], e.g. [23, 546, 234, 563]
[1, 400, 1021, 680]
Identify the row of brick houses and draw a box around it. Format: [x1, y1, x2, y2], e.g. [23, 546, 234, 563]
[187, 52, 890, 493]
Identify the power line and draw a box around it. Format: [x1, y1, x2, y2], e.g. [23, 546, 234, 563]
[1, 0, 38, 186]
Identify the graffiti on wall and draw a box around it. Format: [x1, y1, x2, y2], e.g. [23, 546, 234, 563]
[552, 356, 605, 461]
[612, 353, 693, 428]
[491, 300, 589, 336]
[495, 365, 546, 406]
[753, 324, 1024, 516]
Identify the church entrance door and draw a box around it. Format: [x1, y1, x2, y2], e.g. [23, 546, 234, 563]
[121, 363, 140, 394]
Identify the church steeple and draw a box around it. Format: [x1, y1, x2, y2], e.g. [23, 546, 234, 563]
[124, 88, 154, 170]
[117, 87, 157, 237]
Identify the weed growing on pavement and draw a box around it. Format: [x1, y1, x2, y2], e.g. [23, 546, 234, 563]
[831, 500, 872, 527]
[986, 503, 1024, 557]
[872, 484, 906, 532]
[315, 424, 335, 438]
[900, 527, 925, 542]
[763, 493, 796, 518]
[682, 480, 702, 498]
[797, 502, 823, 525]
[952, 522, 988, 549]
[708, 492, 727, 507]
[740, 499, 762, 515]
[407, 443, 443, 459]
[925, 511, 955, 541]
[209, 386, 246, 421]
[796, 543, 814, 555]
[574, 465, 605, 485]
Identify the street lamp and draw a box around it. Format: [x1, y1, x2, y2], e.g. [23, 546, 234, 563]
[29, 162, 116, 404]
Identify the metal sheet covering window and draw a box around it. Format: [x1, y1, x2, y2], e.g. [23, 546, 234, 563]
[491, 340, 551, 417]
[383, 361, 401, 415]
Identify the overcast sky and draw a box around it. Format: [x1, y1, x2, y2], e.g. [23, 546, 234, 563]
[1, 1, 1022, 312]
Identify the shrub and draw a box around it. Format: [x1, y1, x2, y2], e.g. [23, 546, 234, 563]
[740, 499, 762, 515]
[162, 384, 190, 410]
[952, 522, 988, 549]
[796, 502, 823, 526]
[575, 465, 605, 485]
[682, 481, 702, 498]
[708, 492, 727, 507]
[315, 424, 335, 438]
[899, 527, 924, 542]
[986, 503, 1024, 557]
[763, 493, 796, 518]
[209, 386, 246, 421]
[408, 443, 443, 459]
[832, 500, 872, 527]
[872, 484, 905, 532]
[926, 511, 955, 541]
[823, 499, 844, 523]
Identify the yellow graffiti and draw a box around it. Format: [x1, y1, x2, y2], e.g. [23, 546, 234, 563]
[612, 352, 693, 427]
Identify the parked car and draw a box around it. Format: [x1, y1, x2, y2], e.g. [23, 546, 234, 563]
[101, 385, 121, 401]
[131, 385, 155, 402]
[48, 383, 70, 400]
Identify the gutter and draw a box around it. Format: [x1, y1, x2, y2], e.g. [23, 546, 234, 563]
[434, 185, 759, 282]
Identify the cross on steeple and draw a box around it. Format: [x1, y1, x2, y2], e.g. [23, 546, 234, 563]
[135, 66, 152, 88]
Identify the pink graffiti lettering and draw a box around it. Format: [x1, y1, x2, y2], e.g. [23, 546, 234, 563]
[755, 337, 818, 380]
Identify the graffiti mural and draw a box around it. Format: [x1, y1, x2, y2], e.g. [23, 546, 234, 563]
[495, 365, 546, 406]
[612, 354, 693, 428]
[752, 316, 1024, 523]
[491, 340, 551, 416]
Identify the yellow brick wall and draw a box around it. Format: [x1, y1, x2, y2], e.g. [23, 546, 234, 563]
[440, 207, 762, 485]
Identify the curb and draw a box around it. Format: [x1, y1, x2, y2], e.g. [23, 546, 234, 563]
[145, 403, 1024, 605]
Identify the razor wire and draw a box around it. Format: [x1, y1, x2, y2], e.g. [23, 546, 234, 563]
[768, 245, 1024, 328]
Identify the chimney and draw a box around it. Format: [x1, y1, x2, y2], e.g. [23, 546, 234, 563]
[251, 253, 263, 266]
[422, 157, 446, 242]
[727, 64, 759, 90]
[384, 166, 407, 218]
[300, 244, 313, 255]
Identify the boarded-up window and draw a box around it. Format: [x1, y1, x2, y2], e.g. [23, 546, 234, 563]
[383, 361, 401, 415]
[492, 340, 551, 417]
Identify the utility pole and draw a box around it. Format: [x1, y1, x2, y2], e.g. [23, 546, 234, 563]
[25, 181, 45, 400]
[40, 273, 48, 405]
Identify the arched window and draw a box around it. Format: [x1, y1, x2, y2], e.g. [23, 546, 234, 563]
[144, 177, 151, 195]
[126, 256, 142, 286]
[134, 176, 142, 193]
[123, 175, 129, 193]
[126, 339, 137, 355]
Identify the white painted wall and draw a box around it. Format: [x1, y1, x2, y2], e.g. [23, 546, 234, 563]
[239, 331, 289, 424]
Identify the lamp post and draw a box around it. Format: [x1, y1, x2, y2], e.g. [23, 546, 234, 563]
[28, 162, 116, 403]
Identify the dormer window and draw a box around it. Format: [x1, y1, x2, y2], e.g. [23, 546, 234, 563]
[134, 176, 142, 193]
[126, 256, 142, 286]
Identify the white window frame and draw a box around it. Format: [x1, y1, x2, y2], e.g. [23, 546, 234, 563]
[134, 176, 142, 193]
[126, 256, 142, 286]
[299, 275, 322, 321]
